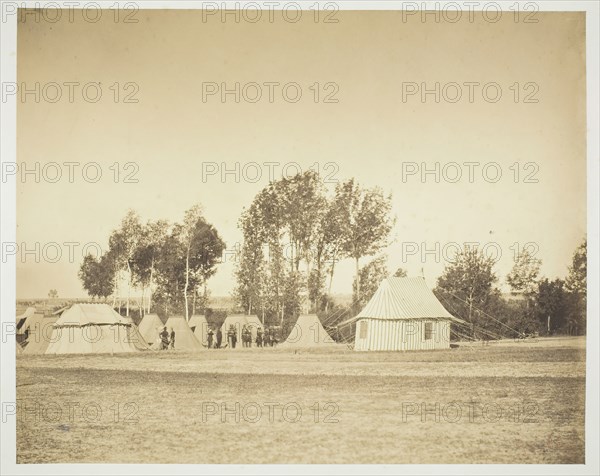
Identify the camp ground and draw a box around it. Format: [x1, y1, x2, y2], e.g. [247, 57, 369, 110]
[13, 270, 587, 467]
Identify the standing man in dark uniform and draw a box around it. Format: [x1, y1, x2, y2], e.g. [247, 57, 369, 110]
[216, 327, 222, 349]
[242, 325, 251, 348]
[170, 328, 175, 350]
[160, 326, 169, 350]
[207, 328, 214, 349]
[228, 324, 237, 349]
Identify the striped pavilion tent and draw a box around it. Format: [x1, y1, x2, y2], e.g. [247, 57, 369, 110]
[351, 277, 463, 351]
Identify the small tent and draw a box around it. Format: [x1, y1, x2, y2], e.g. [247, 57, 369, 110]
[22, 315, 60, 354]
[123, 316, 152, 351]
[138, 313, 164, 345]
[45, 303, 145, 354]
[22, 312, 48, 333]
[351, 277, 462, 351]
[163, 316, 204, 352]
[280, 314, 337, 348]
[220, 314, 263, 348]
[190, 314, 209, 345]
[16, 307, 36, 342]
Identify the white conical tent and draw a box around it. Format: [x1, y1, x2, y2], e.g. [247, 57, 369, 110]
[280, 314, 337, 348]
[164, 316, 204, 352]
[138, 313, 164, 345]
[245, 314, 264, 333]
[123, 316, 152, 351]
[16, 307, 36, 336]
[22, 315, 59, 354]
[190, 315, 209, 345]
[45, 304, 145, 354]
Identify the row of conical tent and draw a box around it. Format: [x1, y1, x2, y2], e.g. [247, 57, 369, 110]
[17, 303, 338, 355]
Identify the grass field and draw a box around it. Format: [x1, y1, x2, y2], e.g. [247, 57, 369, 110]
[16, 336, 585, 464]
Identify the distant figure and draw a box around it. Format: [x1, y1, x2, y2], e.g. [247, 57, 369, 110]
[159, 326, 169, 350]
[271, 328, 278, 346]
[256, 327, 263, 347]
[170, 328, 175, 349]
[228, 324, 237, 349]
[207, 328, 214, 349]
[216, 327, 222, 349]
[242, 325, 251, 348]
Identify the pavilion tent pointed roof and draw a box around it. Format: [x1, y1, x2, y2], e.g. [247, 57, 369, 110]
[45, 303, 145, 354]
[51, 306, 70, 316]
[356, 277, 464, 323]
[280, 314, 337, 348]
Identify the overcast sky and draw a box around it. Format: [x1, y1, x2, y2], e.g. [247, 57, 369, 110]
[16, 10, 586, 299]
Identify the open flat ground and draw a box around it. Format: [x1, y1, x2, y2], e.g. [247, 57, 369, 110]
[16, 336, 585, 464]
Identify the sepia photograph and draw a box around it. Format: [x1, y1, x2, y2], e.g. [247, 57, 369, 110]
[1, 1, 598, 474]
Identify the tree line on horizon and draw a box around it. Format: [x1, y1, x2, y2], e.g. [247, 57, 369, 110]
[77, 170, 586, 338]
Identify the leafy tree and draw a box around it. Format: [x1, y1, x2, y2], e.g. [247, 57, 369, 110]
[235, 202, 268, 315]
[353, 256, 389, 310]
[107, 210, 143, 316]
[565, 238, 587, 334]
[48, 289, 58, 299]
[236, 172, 328, 317]
[320, 194, 349, 304]
[502, 299, 539, 336]
[78, 253, 114, 300]
[393, 267, 408, 278]
[534, 278, 568, 334]
[132, 219, 169, 314]
[186, 215, 226, 318]
[565, 239, 587, 295]
[178, 205, 226, 321]
[276, 171, 326, 273]
[235, 173, 393, 320]
[434, 247, 500, 337]
[154, 231, 186, 315]
[335, 179, 394, 304]
[506, 248, 542, 296]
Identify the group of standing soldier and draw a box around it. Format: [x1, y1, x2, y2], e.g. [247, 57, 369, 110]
[256, 326, 277, 347]
[158, 326, 175, 350]
[205, 324, 278, 349]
